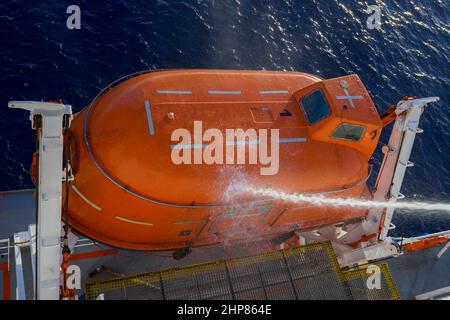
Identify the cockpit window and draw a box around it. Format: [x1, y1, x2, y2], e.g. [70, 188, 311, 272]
[300, 89, 331, 124]
[331, 124, 365, 142]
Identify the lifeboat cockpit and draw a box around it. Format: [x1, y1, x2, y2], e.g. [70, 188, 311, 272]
[294, 74, 383, 159]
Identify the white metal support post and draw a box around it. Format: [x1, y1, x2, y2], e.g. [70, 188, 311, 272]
[13, 231, 29, 299]
[9, 101, 72, 300]
[375, 97, 439, 240]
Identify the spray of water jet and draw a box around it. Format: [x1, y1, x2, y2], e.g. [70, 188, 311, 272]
[228, 183, 450, 213]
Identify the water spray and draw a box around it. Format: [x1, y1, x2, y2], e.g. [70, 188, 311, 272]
[230, 184, 450, 213]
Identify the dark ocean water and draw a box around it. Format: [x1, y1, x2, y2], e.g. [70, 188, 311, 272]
[0, 0, 449, 236]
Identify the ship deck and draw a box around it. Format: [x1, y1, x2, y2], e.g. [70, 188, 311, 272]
[1, 189, 449, 300]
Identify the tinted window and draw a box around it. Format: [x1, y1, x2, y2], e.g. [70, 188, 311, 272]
[300, 89, 331, 124]
[331, 124, 365, 142]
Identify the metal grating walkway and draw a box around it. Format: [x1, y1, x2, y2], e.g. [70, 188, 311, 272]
[85, 242, 400, 300]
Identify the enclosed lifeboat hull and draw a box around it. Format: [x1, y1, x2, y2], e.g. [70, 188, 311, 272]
[65, 69, 383, 250]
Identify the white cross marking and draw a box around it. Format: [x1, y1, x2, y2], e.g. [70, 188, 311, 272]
[336, 88, 364, 108]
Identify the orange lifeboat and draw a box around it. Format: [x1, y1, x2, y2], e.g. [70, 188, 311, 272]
[64, 69, 383, 251]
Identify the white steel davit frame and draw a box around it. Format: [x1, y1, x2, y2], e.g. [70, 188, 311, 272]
[368, 97, 440, 239]
[9, 101, 72, 300]
[338, 96, 440, 267]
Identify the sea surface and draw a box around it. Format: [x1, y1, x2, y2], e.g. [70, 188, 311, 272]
[0, 0, 449, 236]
